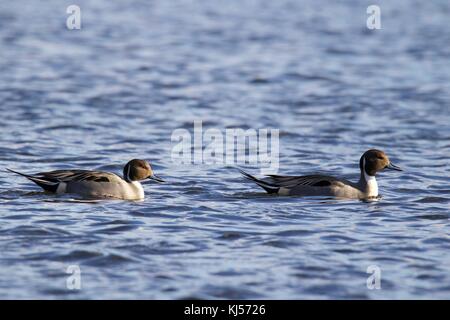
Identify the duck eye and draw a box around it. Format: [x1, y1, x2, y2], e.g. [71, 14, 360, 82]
[377, 156, 384, 160]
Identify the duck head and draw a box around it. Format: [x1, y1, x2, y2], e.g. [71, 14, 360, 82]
[123, 159, 164, 183]
[359, 149, 402, 177]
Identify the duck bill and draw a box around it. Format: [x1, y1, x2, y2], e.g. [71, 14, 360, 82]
[386, 162, 402, 171]
[148, 174, 165, 183]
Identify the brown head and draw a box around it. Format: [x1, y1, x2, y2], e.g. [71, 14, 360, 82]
[123, 159, 164, 183]
[359, 149, 402, 176]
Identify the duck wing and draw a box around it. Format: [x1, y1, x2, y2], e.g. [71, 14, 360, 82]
[266, 174, 343, 187]
[38, 170, 120, 183]
[7, 168, 121, 193]
[240, 169, 347, 194]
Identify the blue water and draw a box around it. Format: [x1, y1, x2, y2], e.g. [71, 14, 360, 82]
[0, 0, 449, 299]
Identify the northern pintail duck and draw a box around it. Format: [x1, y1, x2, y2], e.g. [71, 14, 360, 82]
[240, 149, 402, 199]
[7, 159, 164, 200]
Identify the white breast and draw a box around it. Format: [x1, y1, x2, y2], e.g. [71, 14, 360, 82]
[364, 172, 378, 197]
[126, 181, 145, 200]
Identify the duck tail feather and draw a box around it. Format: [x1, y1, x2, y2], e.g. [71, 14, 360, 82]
[6, 168, 59, 193]
[238, 169, 279, 194]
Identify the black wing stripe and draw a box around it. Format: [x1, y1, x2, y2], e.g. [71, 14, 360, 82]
[40, 170, 113, 182]
[266, 174, 338, 188]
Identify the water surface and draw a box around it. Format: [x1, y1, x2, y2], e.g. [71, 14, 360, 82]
[0, 0, 449, 299]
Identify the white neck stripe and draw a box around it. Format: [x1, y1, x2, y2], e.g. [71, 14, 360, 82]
[363, 159, 378, 196]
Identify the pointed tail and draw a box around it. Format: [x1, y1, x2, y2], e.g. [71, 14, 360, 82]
[238, 169, 279, 194]
[6, 168, 59, 192]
